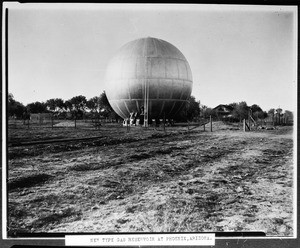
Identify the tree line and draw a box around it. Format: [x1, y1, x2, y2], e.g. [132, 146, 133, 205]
[8, 92, 201, 122]
[8, 91, 119, 121]
[200, 101, 293, 124]
[8, 92, 293, 123]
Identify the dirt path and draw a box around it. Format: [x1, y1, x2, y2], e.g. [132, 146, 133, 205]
[7, 124, 294, 236]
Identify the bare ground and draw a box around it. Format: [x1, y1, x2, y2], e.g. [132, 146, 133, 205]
[7, 122, 294, 237]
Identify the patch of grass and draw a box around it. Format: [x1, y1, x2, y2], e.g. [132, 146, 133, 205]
[68, 162, 104, 171]
[135, 203, 193, 232]
[68, 160, 124, 171]
[128, 153, 152, 160]
[132, 169, 152, 180]
[29, 193, 60, 204]
[29, 207, 82, 230]
[7, 124, 294, 235]
[8, 149, 36, 159]
[8, 228, 30, 237]
[127, 146, 187, 162]
[8, 173, 53, 191]
[155, 146, 187, 155]
[135, 195, 223, 232]
[101, 179, 121, 188]
[8, 204, 27, 218]
[262, 148, 287, 156]
[150, 133, 172, 139]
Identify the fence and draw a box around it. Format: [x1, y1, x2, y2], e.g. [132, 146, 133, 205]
[7, 115, 217, 136]
[8, 117, 122, 130]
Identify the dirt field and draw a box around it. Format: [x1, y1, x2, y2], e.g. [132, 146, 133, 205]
[6, 121, 294, 237]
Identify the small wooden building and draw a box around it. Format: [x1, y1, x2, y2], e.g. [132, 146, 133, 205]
[213, 104, 234, 119]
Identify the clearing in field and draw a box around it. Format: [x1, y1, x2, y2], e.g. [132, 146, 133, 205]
[6, 121, 294, 237]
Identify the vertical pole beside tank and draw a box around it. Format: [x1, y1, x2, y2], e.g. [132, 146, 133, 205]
[147, 80, 149, 127]
[144, 80, 149, 127]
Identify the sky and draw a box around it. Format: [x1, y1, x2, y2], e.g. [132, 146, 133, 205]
[4, 3, 297, 112]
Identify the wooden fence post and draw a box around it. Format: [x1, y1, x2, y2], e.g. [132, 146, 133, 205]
[126, 119, 130, 133]
[51, 115, 54, 129]
[248, 111, 251, 131]
[243, 119, 251, 132]
[163, 112, 166, 133]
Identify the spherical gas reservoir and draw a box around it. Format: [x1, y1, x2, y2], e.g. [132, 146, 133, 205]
[105, 37, 193, 121]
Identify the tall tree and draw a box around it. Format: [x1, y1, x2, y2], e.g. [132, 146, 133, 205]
[68, 95, 87, 112]
[267, 108, 275, 124]
[26, 101, 48, 113]
[8, 93, 15, 105]
[284, 110, 293, 124]
[67, 95, 87, 119]
[250, 104, 264, 120]
[99, 91, 113, 111]
[201, 106, 216, 119]
[230, 101, 249, 121]
[7, 93, 26, 118]
[175, 95, 200, 121]
[237, 102, 249, 120]
[276, 108, 283, 115]
[98, 91, 115, 118]
[259, 111, 268, 119]
[86, 96, 101, 113]
[284, 110, 293, 119]
[250, 104, 262, 113]
[64, 100, 73, 112]
[186, 96, 200, 121]
[46, 98, 65, 113]
[268, 108, 275, 117]
[275, 108, 283, 124]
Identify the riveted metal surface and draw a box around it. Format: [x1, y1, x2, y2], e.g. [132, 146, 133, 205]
[105, 37, 193, 119]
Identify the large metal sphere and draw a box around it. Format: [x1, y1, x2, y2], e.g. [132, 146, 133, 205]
[105, 37, 193, 119]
